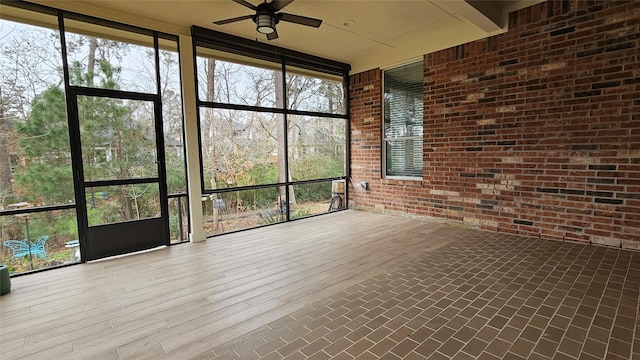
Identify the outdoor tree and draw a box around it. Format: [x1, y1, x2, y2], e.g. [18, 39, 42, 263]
[0, 24, 63, 120]
[0, 87, 15, 202]
[73, 60, 157, 222]
[158, 53, 187, 194]
[0, 23, 64, 207]
[200, 58, 279, 190]
[197, 56, 347, 214]
[138, 47, 186, 195]
[14, 86, 74, 206]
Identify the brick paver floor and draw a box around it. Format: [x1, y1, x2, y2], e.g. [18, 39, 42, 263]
[208, 230, 640, 359]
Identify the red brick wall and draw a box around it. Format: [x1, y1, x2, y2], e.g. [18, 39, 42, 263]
[349, 0, 640, 249]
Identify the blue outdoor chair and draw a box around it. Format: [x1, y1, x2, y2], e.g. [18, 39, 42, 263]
[3, 235, 49, 258]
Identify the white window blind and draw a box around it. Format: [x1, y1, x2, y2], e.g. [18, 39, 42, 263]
[383, 61, 423, 178]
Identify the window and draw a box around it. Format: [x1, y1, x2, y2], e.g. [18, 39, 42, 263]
[193, 31, 350, 235]
[0, 1, 188, 273]
[383, 61, 423, 179]
[0, 9, 79, 273]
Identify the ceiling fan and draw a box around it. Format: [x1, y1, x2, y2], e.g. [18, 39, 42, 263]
[213, 0, 322, 40]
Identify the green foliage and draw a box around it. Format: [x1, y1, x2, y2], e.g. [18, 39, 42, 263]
[248, 164, 279, 185]
[86, 207, 104, 226]
[205, 153, 342, 207]
[15, 162, 74, 205]
[69, 59, 122, 90]
[294, 154, 344, 180]
[48, 250, 71, 261]
[14, 87, 74, 204]
[17, 87, 69, 158]
[291, 207, 311, 220]
[169, 214, 180, 239]
[294, 182, 332, 203]
[74, 61, 160, 222]
[165, 150, 186, 194]
[292, 154, 343, 203]
[52, 214, 80, 239]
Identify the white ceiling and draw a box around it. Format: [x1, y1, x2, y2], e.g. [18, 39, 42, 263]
[28, 0, 542, 73]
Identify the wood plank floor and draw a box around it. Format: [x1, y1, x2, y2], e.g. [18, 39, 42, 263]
[1, 210, 639, 359]
[0, 211, 453, 359]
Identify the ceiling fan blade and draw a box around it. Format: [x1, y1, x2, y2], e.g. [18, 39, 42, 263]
[213, 14, 254, 25]
[270, 0, 294, 11]
[232, 0, 257, 11]
[267, 29, 279, 40]
[278, 13, 322, 28]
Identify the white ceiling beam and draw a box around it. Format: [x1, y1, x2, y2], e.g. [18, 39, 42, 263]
[432, 0, 504, 34]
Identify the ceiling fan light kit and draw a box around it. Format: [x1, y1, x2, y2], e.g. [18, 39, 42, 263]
[213, 0, 322, 40]
[255, 11, 277, 34]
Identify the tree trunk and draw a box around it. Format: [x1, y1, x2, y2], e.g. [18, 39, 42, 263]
[0, 87, 14, 198]
[287, 123, 297, 206]
[117, 139, 132, 220]
[87, 38, 98, 87]
[120, 185, 132, 220]
[82, 38, 98, 202]
[274, 72, 295, 206]
[206, 59, 222, 231]
[275, 75, 297, 206]
[206, 59, 217, 190]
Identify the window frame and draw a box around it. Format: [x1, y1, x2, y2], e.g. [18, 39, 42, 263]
[192, 27, 351, 234]
[0, 1, 189, 276]
[382, 60, 424, 180]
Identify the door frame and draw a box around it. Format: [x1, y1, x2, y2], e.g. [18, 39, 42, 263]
[67, 89, 170, 261]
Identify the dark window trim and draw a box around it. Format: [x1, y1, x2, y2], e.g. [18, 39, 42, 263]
[198, 101, 348, 120]
[84, 178, 161, 188]
[4, 0, 177, 41]
[0, 203, 76, 217]
[201, 177, 346, 196]
[68, 86, 160, 101]
[191, 26, 350, 76]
